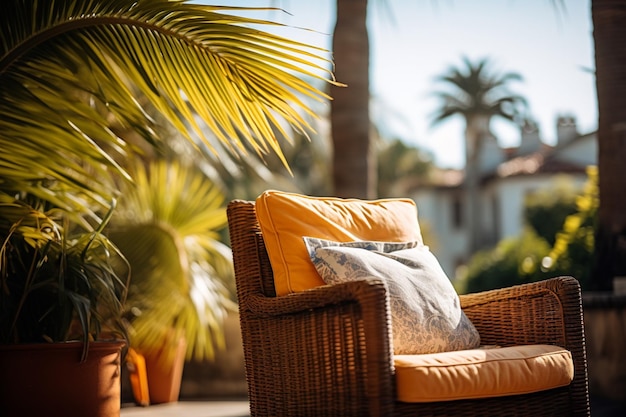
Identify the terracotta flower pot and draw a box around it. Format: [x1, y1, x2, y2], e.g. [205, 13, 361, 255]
[142, 336, 187, 404]
[0, 340, 125, 417]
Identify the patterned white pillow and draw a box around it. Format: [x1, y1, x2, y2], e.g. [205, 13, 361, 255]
[303, 237, 481, 355]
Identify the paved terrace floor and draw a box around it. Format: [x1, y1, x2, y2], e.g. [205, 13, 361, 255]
[121, 401, 250, 417]
[120, 396, 626, 417]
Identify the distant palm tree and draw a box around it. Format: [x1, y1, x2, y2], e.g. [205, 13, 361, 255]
[431, 56, 526, 253]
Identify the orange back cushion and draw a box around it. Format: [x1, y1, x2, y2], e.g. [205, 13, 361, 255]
[255, 190, 423, 295]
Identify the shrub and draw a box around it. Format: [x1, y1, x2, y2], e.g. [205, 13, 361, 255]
[459, 228, 554, 294]
[541, 166, 598, 290]
[524, 177, 579, 245]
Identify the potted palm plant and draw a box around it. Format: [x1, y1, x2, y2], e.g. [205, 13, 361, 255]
[0, 1, 336, 416]
[109, 158, 236, 404]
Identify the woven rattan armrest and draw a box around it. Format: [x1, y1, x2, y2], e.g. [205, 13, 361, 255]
[459, 276, 583, 348]
[240, 278, 397, 414]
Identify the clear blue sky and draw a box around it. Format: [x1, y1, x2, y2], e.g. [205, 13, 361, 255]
[205, 0, 596, 169]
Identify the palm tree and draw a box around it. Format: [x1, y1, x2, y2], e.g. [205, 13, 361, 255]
[431, 56, 526, 254]
[591, 0, 626, 291]
[331, 0, 375, 198]
[0, 0, 336, 218]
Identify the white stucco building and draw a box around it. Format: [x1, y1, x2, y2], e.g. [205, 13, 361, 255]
[410, 116, 597, 278]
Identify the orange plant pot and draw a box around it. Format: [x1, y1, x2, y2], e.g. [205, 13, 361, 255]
[0, 340, 125, 417]
[138, 336, 187, 404]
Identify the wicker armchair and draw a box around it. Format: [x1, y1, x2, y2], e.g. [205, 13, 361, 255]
[227, 199, 590, 417]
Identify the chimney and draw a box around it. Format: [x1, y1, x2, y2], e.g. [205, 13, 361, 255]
[556, 115, 578, 144]
[516, 118, 541, 155]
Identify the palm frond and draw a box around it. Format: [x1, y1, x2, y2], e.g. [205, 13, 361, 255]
[1, 0, 338, 214]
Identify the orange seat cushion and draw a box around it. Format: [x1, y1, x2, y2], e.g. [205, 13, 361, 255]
[255, 190, 423, 295]
[394, 344, 574, 402]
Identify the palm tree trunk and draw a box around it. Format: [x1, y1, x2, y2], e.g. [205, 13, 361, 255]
[592, 0, 626, 291]
[331, 0, 376, 198]
[465, 115, 488, 254]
